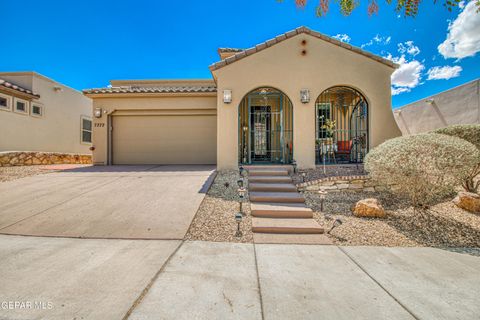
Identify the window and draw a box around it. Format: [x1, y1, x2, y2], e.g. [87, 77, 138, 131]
[0, 93, 12, 111]
[316, 103, 331, 140]
[81, 116, 92, 144]
[31, 103, 43, 117]
[14, 97, 29, 114]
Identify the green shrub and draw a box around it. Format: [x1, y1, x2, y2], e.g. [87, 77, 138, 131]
[433, 124, 480, 192]
[433, 124, 480, 149]
[365, 133, 480, 207]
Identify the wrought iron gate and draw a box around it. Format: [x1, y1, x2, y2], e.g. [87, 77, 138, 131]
[239, 87, 293, 164]
[315, 86, 368, 164]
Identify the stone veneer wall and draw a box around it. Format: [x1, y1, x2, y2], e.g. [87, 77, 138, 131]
[0, 151, 92, 167]
[296, 175, 380, 192]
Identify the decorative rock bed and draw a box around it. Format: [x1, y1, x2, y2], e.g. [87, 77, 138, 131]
[453, 192, 480, 214]
[0, 151, 91, 167]
[297, 175, 378, 192]
[185, 170, 254, 243]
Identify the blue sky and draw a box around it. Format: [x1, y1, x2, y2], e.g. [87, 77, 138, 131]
[1, 0, 479, 107]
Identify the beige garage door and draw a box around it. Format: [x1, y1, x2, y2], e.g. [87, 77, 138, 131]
[112, 115, 216, 164]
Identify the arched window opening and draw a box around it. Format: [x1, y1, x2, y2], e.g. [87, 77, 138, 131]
[239, 87, 293, 164]
[315, 86, 368, 164]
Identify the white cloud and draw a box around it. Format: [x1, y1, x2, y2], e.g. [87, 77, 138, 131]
[458, 1, 465, 9]
[438, 1, 480, 59]
[391, 87, 411, 95]
[385, 40, 426, 95]
[361, 34, 391, 48]
[398, 41, 420, 56]
[391, 56, 425, 88]
[387, 54, 425, 95]
[427, 65, 463, 80]
[332, 34, 351, 43]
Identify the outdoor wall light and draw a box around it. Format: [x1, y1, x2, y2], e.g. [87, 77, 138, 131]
[223, 89, 232, 104]
[235, 212, 243, 237]
[327, 219, 343, 234]
[300, 89, 310, 103]
[94, 107, 102, 118]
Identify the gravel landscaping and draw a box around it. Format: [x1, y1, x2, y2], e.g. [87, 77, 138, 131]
[0, 166, 47, 183]
[185, 170, 253, 243]
[187, 169, 480, 247]
[305, 190, 480, 247]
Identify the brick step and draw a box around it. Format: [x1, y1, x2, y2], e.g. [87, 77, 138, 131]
[248, 169, 289, 176]
[248, 176, 292, 184]
[252, 218, 324, 234]
[243, 165, 293, 174]
[251, 202, 313, 218]
[249, 192, 305, 203]
[249, 183, 297, 192]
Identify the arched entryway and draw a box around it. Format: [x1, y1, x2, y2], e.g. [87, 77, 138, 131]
[315, 86, 368, 164]
[238, 87, 293, 164]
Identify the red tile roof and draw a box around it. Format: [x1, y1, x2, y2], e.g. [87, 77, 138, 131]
[210, 26, 398, 71]
[0, 79, 40, 98]
[83, 85, 217, 95]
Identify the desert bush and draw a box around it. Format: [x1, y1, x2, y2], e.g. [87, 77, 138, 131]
[433, 124, 480, 192]
[433, 124, 480, 149]
[365, 133, 480, 207]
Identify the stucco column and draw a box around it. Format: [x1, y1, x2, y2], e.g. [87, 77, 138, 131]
[293, 98, 316, 169]
[216, 88, 239, 170]
[91, 101, 109, 165]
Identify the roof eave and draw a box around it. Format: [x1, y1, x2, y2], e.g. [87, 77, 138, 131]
[209, 26, 399, 72]
[0, 86, 40, 99]
[82, 91, 218, 99]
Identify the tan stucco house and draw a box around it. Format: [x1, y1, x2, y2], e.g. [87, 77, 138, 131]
[84, 26, 401, 170]
[0, 72, 92, 156]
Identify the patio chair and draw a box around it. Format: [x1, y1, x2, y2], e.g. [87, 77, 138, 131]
[336, 140, 353, 162]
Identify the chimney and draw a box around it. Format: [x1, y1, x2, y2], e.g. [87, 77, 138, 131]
[217, 48, 244, 60]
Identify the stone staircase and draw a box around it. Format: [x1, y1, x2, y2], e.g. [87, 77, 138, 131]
[246, 166, 331, 244]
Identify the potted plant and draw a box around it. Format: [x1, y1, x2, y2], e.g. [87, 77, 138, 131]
[321, 119, 336, 144]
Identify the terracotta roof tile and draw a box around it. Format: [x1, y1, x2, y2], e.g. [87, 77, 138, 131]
[0, 79, 40, 98]
[218, 48, 244, 53]
[210, 26, 398, 71]
[83, 85, 217, 95]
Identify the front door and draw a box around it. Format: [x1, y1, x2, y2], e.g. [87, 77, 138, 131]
[250, 106, 271, 162]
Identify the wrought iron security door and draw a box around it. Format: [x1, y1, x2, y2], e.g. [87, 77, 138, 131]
[250, 106, 271, 161]
[238, 87, 293, 165]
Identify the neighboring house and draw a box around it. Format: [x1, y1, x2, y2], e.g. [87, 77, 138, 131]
[0, 72, 92, 155]
[84, 26, 401, 170]
[394, 78, 480, 135]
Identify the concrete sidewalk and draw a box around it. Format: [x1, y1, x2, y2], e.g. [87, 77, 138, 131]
[1, 236, 479, 320]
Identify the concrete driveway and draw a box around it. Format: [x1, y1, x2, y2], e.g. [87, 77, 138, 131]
[0, 165, 215, 239]
[0, 236, 478, 320]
